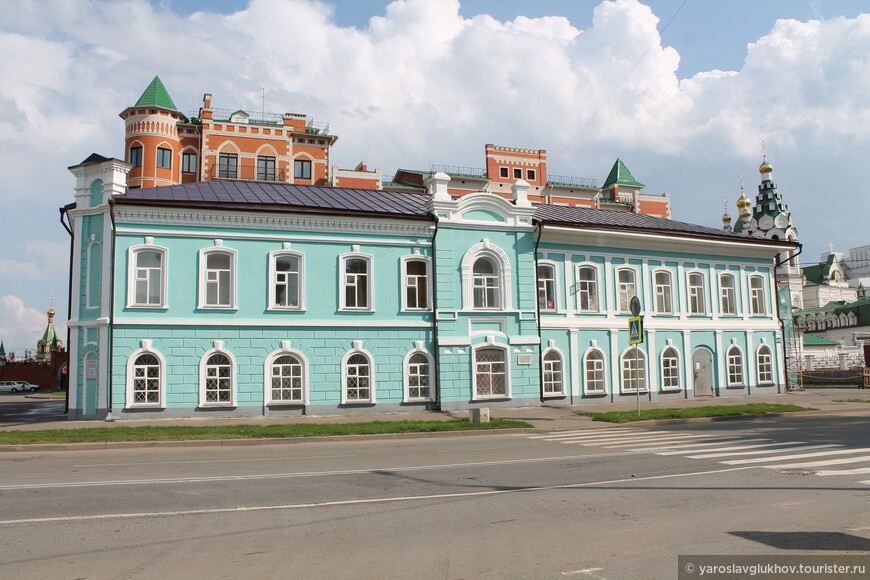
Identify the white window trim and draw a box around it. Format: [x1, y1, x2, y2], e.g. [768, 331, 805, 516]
[461, 241, 513, 311]
[659, 347, 681, 392]
[582, 347, 607, 395]
[536, 260, 560, 312]
[268, 250, 305, 311]
[126, 244, 168, 309]
[198, 247, 238, 310]
[339, 252, 375, 312]
[718, 272, 738, 316]
[576, 262, 602, 314]
[264, 343, 309, 405]
[472, 342, 512, 401]
[726, 345, 745, 387]
[400, 254, 433, 311]
[615, 265, 639, 314]
[541, 347, 565, 397]
[125, 343, 166, 409]
[755, 344, 774, 385]
[686, 270, 710, 316]
[403, 345, 435, 402]
[620, 347, 649, 394]
[652, 268, 674, 315]
[341, 343, 376, 404]
[198, 343, 237, 407]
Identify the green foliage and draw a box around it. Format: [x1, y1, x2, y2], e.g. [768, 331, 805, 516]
[0, 419, 531, 445]
[580, 404, 814, 423]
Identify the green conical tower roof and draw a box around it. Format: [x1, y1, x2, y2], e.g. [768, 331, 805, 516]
[602, 158, 644, 189]
[134, 76, 179, 111]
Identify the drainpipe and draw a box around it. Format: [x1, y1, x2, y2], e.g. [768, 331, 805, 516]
[59, 204, 74, 415]
[430, 218, 441, 411]
[533, 222, 545, 403]
[774, 242, 803, 393]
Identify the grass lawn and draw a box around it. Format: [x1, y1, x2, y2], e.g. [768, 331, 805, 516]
[580, 403, 814, 423]
[0, 419, 531, 445]
[833, 399, 870, 403]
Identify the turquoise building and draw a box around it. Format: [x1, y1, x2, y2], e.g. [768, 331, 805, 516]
[63, 155, 796, 420]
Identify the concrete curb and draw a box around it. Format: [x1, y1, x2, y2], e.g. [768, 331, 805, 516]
[0, 427, 538, 453]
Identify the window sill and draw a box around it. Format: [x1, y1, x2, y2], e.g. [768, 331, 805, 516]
[542, 392, 565, 399]
[404, 398, 435, 404]
[339, 308, 376, 313]
[342, 400, 375, 405]
[197, 306, 238, 311]
[401, 308, 433, 313]
[198, 403, 237, 408]
[127, 404, 165, 410]
[725, 383, 746, 388]
[621, 390, 650, 395]
[472, 395, 511, 401]
[660, 387, 682, 393]
[126, 305, 169, 310]
[267, 307, 306, 312]
[268, 401, 305, 406]
[584, 389, 607, 396]
[756, 382, 776, 387]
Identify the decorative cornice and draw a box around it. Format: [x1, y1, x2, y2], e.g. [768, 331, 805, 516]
[113, 207, 435, 238]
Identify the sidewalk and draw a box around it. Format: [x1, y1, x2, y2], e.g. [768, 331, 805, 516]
[9, 387, 870, 433]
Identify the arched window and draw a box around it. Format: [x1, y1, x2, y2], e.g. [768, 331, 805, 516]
[661, 347, 680, 391]
[727, 346, 744, 386]
[200, 350, 235, 406]
[757, 345, 773, 384]
[89, 179, 104, 208]
[199, 247, 236, 309]
[128, 245, 167, 308]
[542, 350, 564, 395]
[86, 241, 102, 309]
[473, 257, 501, 309]
[839, 314, 848, 327]
[749, 276, 767, 315]
[654, 270, 673, 314]
[616, 268, 637, 313]
[848, 312, 858, 326]
[792, 294, 802, 309]
[537, 263, 556, 311]
[126, 347, 165, 408]
[474, 346, 508, 398]
[688, 272, 706, 315]
[621, 349, 647, 393]
[342, 348, 374, 403]
[405, 349, 433, 401]
[576, 265, 599, 312]
[584, 349, 606, 394]
[719, 273, 737, 315]
[805, 317, 816, 331]
[269, 354, 305, 403]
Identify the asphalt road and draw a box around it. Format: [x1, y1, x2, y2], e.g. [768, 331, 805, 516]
[1, 415, 869, 579]
[0, 394, 65, 426]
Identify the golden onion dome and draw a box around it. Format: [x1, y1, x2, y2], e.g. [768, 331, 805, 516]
[736, 190, 751, 209]
[759, 155, 772, 174]
[722, 210, 731, 223]
[740, 207, 751, 219]
[47, 307, 55, 318]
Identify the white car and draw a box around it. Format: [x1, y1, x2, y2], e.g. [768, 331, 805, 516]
[0, 381, 40, 393]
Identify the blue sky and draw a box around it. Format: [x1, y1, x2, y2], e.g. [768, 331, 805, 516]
[2, 0, 870, 352]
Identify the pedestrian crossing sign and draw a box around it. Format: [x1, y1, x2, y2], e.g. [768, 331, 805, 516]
[628, 317, 643, 344]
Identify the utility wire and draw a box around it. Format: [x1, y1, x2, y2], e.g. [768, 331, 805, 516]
[551, 0, 690, 166]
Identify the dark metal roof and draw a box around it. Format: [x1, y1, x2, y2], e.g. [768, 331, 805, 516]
[115, 180, 433, 219]
[533, 203, 798, 246]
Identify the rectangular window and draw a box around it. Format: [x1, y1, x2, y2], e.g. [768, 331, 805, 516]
[513, 168, 522, 179]
[499, 167, 509, 178]
[720, 274, 737, 315]
[156, 147, 172, 170]
[271, 253, 302, 309]
[617, 269, 637, 313]
[622, 353, 647, 393]
[527, 169, 536, 181]
[404, 259, 429, 310]
[295, 159, 312, 180]
[218, 153, 238, 178]
[130, 146, 143, 168]
[537, 264, 556, 311]
[257, 155, 276, 181]
[343, 256, 371, 310]
[750, 276, 766, 315]
[475, 348, 507, 397]
[688, 273, 706, 315]
[201, 251, 235, 308]
[132, 249, 165, 307]
[654, 271, 673, 314]
[577, 266, 599, 312]
[182, 152, 198, 174]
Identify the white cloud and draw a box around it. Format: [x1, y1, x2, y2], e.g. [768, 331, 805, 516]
[1, 0, 870, 320]
[0, 295, 53, 354]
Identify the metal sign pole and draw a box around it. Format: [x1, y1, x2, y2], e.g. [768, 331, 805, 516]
[629, 296, 643, 418]
[635, 342, 640, 417]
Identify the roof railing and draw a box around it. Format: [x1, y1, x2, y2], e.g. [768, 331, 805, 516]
[428, 164, 487, 178]
[547, 174, 598, 188]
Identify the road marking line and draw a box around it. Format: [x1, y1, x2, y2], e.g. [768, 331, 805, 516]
[761, 454, 870, 470]
[643, 438, 764, 451]
[562, 568, 604, 576]
[816, 467, 870, 476]
[0, 452, 633, 491]
[621, 436, 741, 449]
[684, 444, 837, 459]
[655, 440, 783, 454]
[76, 454, 358, 468]
[529, 431, 644, 441]
[722, 447, 870, 465]
[0, 466, 755, 526]
[526, 428, 639, 439]
[598, 435, 726, 448]
[585, 434, 718, 446]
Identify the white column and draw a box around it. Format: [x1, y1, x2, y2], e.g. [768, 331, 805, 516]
[609, 329, 620, 397]
[641, 260, 652, 315]
[570, 329, 580, 397]
[715, 331, 725, 390]
[746, 331, 756, 388]
[604, 257, 615, 318]
[647, 330, 658, 394]
[677, 263, 687, 320]
[683, 330, 693, 397]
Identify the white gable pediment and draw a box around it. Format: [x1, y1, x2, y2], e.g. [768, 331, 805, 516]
[429, 192, 535, 230]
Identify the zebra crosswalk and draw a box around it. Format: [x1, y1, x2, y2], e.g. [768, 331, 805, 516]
[523, 427, 870, 486]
